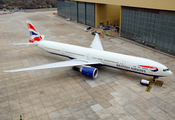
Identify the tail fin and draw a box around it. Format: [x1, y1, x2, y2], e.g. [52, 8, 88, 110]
[26, 20, 44, 43]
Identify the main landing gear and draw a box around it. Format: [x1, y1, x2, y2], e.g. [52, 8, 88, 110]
[153, 76, 159, 83]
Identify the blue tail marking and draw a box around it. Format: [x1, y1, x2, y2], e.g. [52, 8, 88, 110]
[30, 31, 38, 36]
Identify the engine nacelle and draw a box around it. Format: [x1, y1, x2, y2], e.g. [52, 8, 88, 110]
[72, 66, 98, 78]
[81, 66, 98, 78]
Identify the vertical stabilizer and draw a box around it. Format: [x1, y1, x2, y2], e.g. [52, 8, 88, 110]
[90, 33, 104, 51]
[26, 20, 43, 43]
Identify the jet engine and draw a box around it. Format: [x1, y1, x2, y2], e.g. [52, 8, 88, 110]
[72, 66, 98, 78]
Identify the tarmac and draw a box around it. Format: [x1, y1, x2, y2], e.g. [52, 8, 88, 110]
[0, 11, 175, 120]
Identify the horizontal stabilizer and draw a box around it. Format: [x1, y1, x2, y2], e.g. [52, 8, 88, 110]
[12, 43, 38, 46]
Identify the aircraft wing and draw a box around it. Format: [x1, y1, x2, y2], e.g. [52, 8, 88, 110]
[90, 33, 104, 51]
[4, 60, 101, 72]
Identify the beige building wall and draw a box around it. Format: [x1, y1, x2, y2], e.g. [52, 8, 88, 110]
[95, 4, 120, 27]
[75, 0, 175, 11]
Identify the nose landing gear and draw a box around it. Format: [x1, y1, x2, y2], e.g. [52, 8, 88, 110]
[153, 76, 159, 83]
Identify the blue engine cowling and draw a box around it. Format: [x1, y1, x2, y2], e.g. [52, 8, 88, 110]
[80, 66, 98, 78]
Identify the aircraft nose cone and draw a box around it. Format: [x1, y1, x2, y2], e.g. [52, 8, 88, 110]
[170, 71, 173, 75]
[167, 70, 173, 76]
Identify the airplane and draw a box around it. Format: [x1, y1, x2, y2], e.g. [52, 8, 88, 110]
[4, 20, 173, 82]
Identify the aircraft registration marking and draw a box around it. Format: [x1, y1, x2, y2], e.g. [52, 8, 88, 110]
[162, 59, 175, 64]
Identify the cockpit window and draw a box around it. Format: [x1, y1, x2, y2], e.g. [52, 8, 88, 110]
[163, 69, 169, 71]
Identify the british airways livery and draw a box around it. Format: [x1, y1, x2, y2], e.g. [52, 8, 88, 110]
[4, 20, 172, 81]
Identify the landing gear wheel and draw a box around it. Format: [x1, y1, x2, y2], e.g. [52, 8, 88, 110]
[72, 66, 80, 72]
[153, 76, 158, 83]
[153, 79, 155, 83]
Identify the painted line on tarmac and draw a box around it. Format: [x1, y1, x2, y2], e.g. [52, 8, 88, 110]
[162, 59, 175, 64]
[142, 49, 147, 57]
[122, 71, 131, 76]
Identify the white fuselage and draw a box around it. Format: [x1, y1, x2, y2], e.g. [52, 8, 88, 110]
[37, 40, 172, 77]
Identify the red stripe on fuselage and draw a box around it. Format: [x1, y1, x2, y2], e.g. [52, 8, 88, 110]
[139, 65, 158, 69]
[27, 23, 37, 32]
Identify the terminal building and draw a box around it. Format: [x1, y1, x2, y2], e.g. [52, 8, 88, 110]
[57, 0, 175, 55]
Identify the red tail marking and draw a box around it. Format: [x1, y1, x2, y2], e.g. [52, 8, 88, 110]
[27, 23, 37, 32]
[29, 36, 42, 43]
[33, 36, 42, 41]
[29, 39, 34, 43]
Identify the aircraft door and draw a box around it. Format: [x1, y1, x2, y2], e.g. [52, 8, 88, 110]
[122, 61, 126, 66]
[62, 49, 65, 54]
[86, 54, 90, 60]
